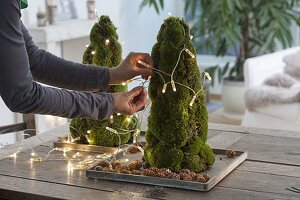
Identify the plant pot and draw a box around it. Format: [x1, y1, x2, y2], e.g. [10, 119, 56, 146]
[221, 80, 245, 120]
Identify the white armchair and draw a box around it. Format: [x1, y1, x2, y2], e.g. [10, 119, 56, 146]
[242, 47, 300, 132]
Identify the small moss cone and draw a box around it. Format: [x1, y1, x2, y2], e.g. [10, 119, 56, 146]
[144, 17, 215, 172]
[69, 16, 135, 146]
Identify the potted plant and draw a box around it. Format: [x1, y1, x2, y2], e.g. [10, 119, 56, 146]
[141, 0, 300, 119]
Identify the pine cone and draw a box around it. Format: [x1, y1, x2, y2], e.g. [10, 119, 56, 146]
[194, 174, 206, 182]
[127, 160, 143, 170]
[180, 173, 193, 181]
[179, 169, 190, 174]
[226, 149, 236, 158]
[142, 169, 156, 177]
[120, 169, 131, 174]
[131, 170, 142, 175]
[169, 173, 180, 180]
[112, 161, 121, 169]
[203, 174, 210, 182]
[98, 160, 112, 169]
[127, 145, 139, 154]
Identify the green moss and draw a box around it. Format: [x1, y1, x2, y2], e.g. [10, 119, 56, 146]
[145, 130, 159, 147]
[198, 143, 215, 167]
[69, 15, 132, 147]
[69, 118, 89, 144]
[182, 155, 207, 173]
[145, 145, 184, 172]
[82, 45, 95, 64]
[90, 16, 118, 45]
[144, 17, 215, 172]
[183, 136, 202, 155]
[128, 115, 139, 130]
[144, 147, 155, 167]
[89, 126, 131, 146]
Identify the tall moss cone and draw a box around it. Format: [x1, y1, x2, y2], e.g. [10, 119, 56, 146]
[144, 17, 215, 172]
[69, 16, 135, 146]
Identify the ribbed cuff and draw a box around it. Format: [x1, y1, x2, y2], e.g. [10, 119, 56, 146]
[97, 93, 114, 120]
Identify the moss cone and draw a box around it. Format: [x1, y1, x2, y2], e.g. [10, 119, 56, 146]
[69, 16, 135, 146]
[144, 17, 215, 172]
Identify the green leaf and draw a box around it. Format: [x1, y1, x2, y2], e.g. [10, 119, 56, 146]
[141, 0, 299, 81]
[139, 0, 163, 14]
[139, 0, 150, 12]
[222, 62, 230, 76]
[151, 0, 160, 14]
[159, 0, 164, 8]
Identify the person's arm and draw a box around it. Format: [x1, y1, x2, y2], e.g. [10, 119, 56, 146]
[22, 23, 110, 92]
[0, 0, 113, 119]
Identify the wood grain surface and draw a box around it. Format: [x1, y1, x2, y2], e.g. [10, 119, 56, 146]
[0, 123, 299, 200]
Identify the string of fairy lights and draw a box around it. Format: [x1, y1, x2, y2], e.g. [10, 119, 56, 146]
[0, 10, 212, 171]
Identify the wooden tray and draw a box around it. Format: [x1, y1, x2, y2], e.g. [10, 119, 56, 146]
[86, 149, 247, 191]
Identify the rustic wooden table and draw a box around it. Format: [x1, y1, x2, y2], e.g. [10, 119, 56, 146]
[0, 123, 299, 200]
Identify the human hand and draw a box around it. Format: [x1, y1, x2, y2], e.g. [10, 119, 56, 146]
[109, 52, 154, 84]
[112, 86, 147, 115]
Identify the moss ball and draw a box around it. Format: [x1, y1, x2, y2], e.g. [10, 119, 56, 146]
[145, 145, 184, 173]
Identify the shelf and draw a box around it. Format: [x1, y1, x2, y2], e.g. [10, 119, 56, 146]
[28, 19, 96, 43]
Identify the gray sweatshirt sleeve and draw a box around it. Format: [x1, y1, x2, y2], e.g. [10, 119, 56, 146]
[0, 0, 114, 120]
[22, 23, 110, 92]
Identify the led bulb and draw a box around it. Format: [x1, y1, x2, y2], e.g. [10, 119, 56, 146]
[162, 84, 167, 93]
[31, 152, 36, 157]
[117, 113, 121, 116]
[126, 117, 132, 123]
[85, 44, 89, 48]
[105, 39, 110, 45]
[137, 146, 144, 155]
[91, 51, 95, 55]
[85, 135, 91, 143]
[137, 60, 150, 68]
[72, 152, 80, 158]
[106, 127, 118, 134]
[171, 80, 176, 92]
[87, 130, 91, 134]
[30, 157, 42, 162]
[185, 49, 195, 59]
[168, 12, 172, 16]
[133, 129, 141, 144]
[121, 41, 125, 45]
[121, 79, 133, 86]
[189, 95, 197, 107]
[94, 8, 99, 18]
[205, 72, 212, 80]
[118, 158, 130, 163]
[63, 149, 67, 157]
[190, 35, 194, 40]
[11, 153, 17, 158]
[110, 115, 114, 119]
